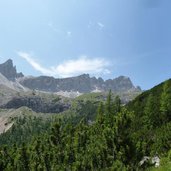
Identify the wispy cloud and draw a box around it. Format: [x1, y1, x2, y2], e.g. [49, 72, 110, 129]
[87, 21, 105, 30]
[66, 31, 72, 37]
[48, 22, 61, 33]
[48, 22, 72, 37]
[97, 22, 105, 30]
[17, 52, 55, 76]
[17, 52, 110, 78]
[52, 56, 110, 77]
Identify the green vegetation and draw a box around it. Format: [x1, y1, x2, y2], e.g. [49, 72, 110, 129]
[0, 79, 171, 170]
[0, 116, 53, 146]
[0, 92, 135, 170]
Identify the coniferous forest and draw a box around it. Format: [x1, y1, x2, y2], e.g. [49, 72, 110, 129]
[0, 79, 171, 170]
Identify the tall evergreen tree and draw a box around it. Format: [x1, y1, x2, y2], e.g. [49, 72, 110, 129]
[144, 93, 160, 128]
[106, 90, 112, 114]
[18, 143, 30, 171]
[96, 102, 104, 125]
[113, 95, 121, 114]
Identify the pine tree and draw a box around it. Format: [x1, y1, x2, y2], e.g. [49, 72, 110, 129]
[106, 90, 112, 114]
[144, 93, 159, 128]
[96, 102, 104, 125]
[18, 143, 30, 171]
[113, 95, 121, 114]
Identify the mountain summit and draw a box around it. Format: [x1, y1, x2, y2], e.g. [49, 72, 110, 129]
[0, 59, 24, 81]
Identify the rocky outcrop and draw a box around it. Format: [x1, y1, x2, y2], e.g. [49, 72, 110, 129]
[0, 59, 24, 81]
[1, 96, 70, 113]
[19, 74, 141, 93]
[139, 156, 160, 168]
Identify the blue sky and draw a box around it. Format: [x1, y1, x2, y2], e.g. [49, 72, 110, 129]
[0, 0, 170, 90]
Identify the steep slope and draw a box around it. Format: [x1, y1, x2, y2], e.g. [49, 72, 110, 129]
[0, 72, 71, 113]
[0, 73, 27, 91]
[0, 107, 56, 146]
[127, 78, 171, 122]
[1, 94, 71, 113]
[0, 107, 39, 134]
[0, 59, 23, 81]
[126, 79, 171, 163]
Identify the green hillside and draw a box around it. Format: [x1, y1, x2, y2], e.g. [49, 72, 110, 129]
[127, 79, 171, 155]
[0, 79, 171, 170]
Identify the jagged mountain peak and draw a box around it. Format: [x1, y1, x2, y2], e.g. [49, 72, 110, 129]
[0, 59, 141, 94]
[4, 58, 13, 65]
[19, 74, 141, 93]
[0, 59, 24, 81]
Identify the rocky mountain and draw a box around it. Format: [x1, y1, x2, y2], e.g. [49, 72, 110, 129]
[0, 59, 142, 113]
[0, 59, 23, 81]
[0, 59, 141, 94]
[0, 73, 27, 92]
[19, 74, 141, 94]
[1, 95, 71, 113]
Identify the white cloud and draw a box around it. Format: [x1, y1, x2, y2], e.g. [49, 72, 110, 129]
[17, 52, 55, 76]
[52, 56, 110, 77]
[67, 31, 72, 37]
[17, 52, 110, 78]
[97, 22, 105, 30]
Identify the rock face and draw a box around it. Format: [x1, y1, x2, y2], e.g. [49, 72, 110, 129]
[0, 59, 24, 81]
[19, 74, 141, 93]
[0, 59, 142, 113]
[1, 96, 70, 113]
[0, 59, 141, 94]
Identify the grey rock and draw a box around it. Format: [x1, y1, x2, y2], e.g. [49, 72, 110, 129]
[151, 156, 160, 168]
[1, 96, 70, 113]
[19, 74, 141, 93]
[139, 156, 150, 166]
[139, 156, 160, 168]
[0, 59, 141, 94]
[0, 59, 24, 81]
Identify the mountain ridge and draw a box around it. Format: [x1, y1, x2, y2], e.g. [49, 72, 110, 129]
[0, 59, 142, 113]
[0, 59, 141, 94]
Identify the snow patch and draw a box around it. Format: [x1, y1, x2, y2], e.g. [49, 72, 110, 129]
[55, 91, 82, 98]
